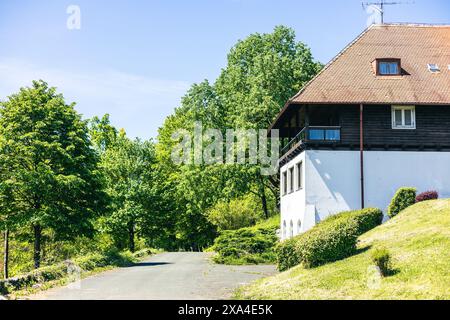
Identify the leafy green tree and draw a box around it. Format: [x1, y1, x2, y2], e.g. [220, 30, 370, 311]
[0, 80, 106, 268]
[99, 131, 155, 252]
[216, 25, 322, 128]
[89, 114, 118, 152]
[216, 25, 322, 214]
[154, 26, 321, 249]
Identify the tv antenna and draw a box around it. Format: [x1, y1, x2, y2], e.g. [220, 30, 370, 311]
[362, 0, 414, 24]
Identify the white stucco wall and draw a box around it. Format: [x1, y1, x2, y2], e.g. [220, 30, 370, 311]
[364, 151, 450, 210]
[280, 152, 306, 240]
[280, 150, 450, 238]
[305, 150, 361, 221]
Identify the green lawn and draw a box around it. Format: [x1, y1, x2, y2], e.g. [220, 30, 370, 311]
[236, 200, 450, 300]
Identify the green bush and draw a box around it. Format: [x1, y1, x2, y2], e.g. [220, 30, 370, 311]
[0, 263, 67, 295]
[276, 208, 383, 271]
[207, 194, 265, 231]
[371, 247, 392, 276]
[387, 187, 416, 218]
[211, 216, 279, 265]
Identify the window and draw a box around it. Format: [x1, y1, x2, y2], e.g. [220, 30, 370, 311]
[282, 171, 287, 195]
[289, 167, 294, 193]
[376, 59, 401, 76]
[308, 128, 340, 141]
[297, 220, 302, 234]
[392, 105, 416, 129]
[296, 162, 303, 190]
[289, 220, 294, 238]
[428, 64, 440, 73]
[282, 221, 287, 239]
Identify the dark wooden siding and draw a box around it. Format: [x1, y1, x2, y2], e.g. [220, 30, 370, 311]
[335, 104, 450, 149]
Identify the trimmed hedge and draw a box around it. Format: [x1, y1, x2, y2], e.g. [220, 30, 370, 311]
[416, 190, 438, 203]
[276, 208, 383, 271]
[388, 187, 416, 218]
[212, 223, 278, 265]
[0, 248, 155, 295]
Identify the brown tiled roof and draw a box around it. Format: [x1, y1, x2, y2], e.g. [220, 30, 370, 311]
[293, 24, 450, 105]
[270, 24, 450, 130]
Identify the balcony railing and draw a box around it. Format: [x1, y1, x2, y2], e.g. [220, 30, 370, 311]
[281, 126, 341, 156]
[281, 127, 307, 155]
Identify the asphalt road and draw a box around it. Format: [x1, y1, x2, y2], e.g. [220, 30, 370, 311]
[29, 252, 277, 300]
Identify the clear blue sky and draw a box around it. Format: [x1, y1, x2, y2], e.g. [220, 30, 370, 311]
[1, 0, 449, 139]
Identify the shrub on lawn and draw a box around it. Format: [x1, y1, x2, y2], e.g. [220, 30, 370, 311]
[416, 190, 438, 203]
[387, 187, 416, 218]
[276, 208, 383, 271]
[371, 247, 392, 277]
[211, 217, 279, 265]
[207, 194, 264, 231]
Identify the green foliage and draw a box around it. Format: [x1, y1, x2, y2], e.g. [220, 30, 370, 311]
[276, 208, 383, 271]
[207, 194, 264, 231]
[371, 247, 392, 277]
[88, 114, 118, 152]
[0, 80, 107, 268]
[388, 187, 417, 218]
[216, 25, 322, 129]
[154, 26, 320, 249]
[0, 25, 322, 274]
[211, 216, 279, 265]
[99, 131, 156, 252]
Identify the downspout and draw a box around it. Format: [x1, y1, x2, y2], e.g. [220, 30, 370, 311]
[360, 104, 365, 209]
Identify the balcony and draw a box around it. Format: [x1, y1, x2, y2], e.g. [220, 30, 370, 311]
[280, 126, 341, 157]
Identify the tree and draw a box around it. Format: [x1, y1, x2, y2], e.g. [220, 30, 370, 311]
[0, 80, 106, 268]
[99, 131, 155, 252]
[216, 25, 322, 129]
[0, 166, 15, 279]
[216, 25, 322, 214]
[89, 114, 118, 152]
[154, 26, 321, 249]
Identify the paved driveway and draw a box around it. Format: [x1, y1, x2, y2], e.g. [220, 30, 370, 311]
[29, 252, 277, 300]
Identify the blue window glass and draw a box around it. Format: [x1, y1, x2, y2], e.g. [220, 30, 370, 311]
[309, 129, 324, 140]
[378, 61, 399, 75]
[325, 129, 340, 141]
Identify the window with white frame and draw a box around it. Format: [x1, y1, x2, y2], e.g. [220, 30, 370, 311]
[289, 167, 294, 193]
[282, 171, 287, 196]
[282, 221, 287, 239]
[296, 161, 303, 190]
[392, 105, 416, 129]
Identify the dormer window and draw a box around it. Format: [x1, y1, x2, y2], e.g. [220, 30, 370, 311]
[376, 58, 401, 76]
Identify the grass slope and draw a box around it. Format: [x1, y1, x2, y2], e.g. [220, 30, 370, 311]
[236, 200, 450, 300]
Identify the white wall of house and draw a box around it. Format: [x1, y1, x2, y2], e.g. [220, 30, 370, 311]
[280, 152, 306, 240]
[280, 150, 450, 239]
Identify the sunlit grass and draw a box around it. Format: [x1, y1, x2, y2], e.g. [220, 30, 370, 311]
[236, 200, 450, 300]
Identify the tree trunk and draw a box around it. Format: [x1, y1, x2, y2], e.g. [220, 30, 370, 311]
[3, 229, 9, 279]
[33, 224, 42, 269]
[128, 223, 135, 253]
[258, 174, 269, 219]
